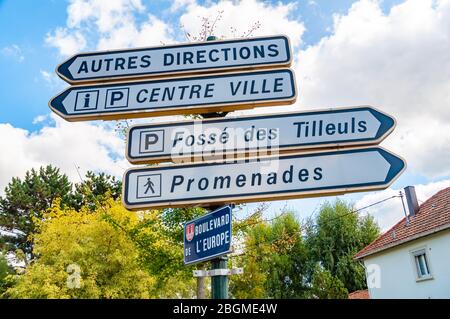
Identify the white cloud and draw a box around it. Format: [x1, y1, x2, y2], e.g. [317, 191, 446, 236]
[175, 0, 305, 117]
[178, 0, 305, 47]
[32, 114, 49, 125]
[37, 0, 450, 199]
[96, 14, 174, 50]
[45, 0, 175, 55]
[0, 114, 130, 195]
[170, 0, 196, 12]
[45, 27, 87, 57]
[39, 69, 66, 91]
[67, 0, 145, 33]
[382, 116, 450, 178]
[1, 44, 24, 62]
[295, 0, 450, 178]
[356, 179, 450, 231]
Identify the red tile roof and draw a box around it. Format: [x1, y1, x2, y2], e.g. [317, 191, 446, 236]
[348, 289, 369, 299]
[355, 187, 450, 259]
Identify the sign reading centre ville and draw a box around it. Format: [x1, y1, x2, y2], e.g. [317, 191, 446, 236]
[126, 106, 396, 164]
[122, 147, 406, 210]
[56, 35, 292, 84]
[184, 206, 232, 265]
[49, 69, 296, 121]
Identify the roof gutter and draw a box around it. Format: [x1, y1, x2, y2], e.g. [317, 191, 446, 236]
[354, 222, 450, 260]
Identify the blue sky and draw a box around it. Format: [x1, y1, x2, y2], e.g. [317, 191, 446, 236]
[0, 0, 404, 130]
[1, 0, 449, 231]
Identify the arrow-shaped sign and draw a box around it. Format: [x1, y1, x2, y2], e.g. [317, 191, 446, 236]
[122, 147, 406, 210]
[126, 106, 396, 164]
[49, 69, 297, 122]
[56, 35, 292, 84]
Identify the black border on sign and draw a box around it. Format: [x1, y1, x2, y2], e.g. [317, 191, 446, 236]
[48, 69, 297, 121]
[56, 35, 292, 83]
[122, 146, 406, 210]
[126, 105, 396, 163]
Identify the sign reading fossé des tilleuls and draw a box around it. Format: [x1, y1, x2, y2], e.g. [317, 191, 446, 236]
[49, 69, 296, 121]
[56, 35, 292, 84]
[126, 106, 396, 164]
[184, 206, 232, 265]
[122, 147, 406, 210]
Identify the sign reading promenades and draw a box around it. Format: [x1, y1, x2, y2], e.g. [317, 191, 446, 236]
[49, 69, 296, 121]
[184, 206, 232, 265]
[56, 35, 292, 84]
[126, 106, 396, 164]
[122, 147, 406, 210]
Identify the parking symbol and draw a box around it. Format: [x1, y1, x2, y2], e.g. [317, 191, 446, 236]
[139, 130, 164, 154]
[105, 88, 129, 109]
[75, 90, 99, 111]
[137, 174, 161, 199]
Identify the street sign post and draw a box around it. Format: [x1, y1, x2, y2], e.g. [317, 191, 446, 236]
[122, 146, 406, 210]
[56, 35, 292, 84]
[49, 69, 296, 121]
[49, 32, 407, 300]
[184, 205, 232, 265]
[126, 106, 396, 164]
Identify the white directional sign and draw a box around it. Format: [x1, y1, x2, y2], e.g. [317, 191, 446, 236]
[122, 147, 406, 210]
[56, 35, 292, 84]
[49, 69, 296, 121]
[126, 106, 396, 164]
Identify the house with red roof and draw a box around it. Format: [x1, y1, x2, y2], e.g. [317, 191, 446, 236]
[354, 186, 450, 299]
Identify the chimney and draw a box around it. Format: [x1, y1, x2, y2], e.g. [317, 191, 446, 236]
[404, 186, 419, 217]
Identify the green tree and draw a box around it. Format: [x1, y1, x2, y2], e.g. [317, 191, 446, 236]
[310, 264, 348, 299]
[5, 198, 155, 299]
[0, 165, 73, 258]
[305, 199, 379, 293]
[0, 166, 123, 262]
[0, 252, 14, 297]
[122, 207, 206, 292]
[231, 212, 309, 298]
[72, 171, 122, 211]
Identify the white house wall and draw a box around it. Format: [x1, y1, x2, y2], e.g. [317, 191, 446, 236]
[363, 228, 450, 299]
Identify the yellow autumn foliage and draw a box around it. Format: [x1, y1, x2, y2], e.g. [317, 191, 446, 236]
[6, 198, 156, 299]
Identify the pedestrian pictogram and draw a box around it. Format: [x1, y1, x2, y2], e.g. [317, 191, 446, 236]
[144, 177, 155, 194]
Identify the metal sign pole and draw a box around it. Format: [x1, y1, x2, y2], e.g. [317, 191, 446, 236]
[204, 35, 229, 300]
[211, 256, 229, 299]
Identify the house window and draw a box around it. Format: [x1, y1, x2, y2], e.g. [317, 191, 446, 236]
[411, 249, 432, 280]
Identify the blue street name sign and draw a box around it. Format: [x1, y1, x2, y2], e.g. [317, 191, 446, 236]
[184, 206, 232, 265]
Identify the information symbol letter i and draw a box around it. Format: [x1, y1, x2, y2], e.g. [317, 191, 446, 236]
[84, 94, 90, 108]
[75, 90, 98, 111]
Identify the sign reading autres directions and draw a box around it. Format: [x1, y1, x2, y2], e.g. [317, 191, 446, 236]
[122, 147, 406, 210]
[49, 69, 296, 121]
[56, 35, 292, 84]
[126, 106, 396, 164]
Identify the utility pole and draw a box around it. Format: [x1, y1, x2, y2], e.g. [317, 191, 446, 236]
[196, 263, 206, 299]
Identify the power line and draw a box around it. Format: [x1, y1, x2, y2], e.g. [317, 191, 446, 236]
[230, 194, 401, 258]
[71, 164, 402, 263]
[308, 195, 400, 228]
